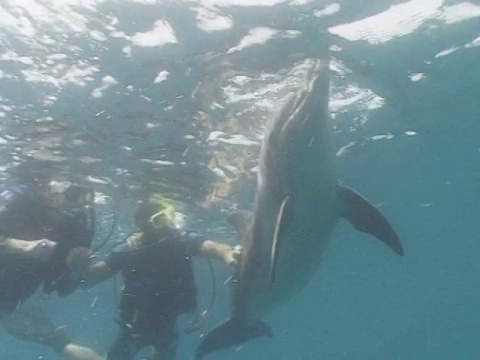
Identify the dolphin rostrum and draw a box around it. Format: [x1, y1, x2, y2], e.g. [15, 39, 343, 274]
[196, 58, 403, 359]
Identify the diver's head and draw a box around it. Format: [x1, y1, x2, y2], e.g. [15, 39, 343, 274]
[134, 194, 178, 235]
[48, 181, 94, 214]
[0, 178, 94, 241]
[14, 158, 56, 191]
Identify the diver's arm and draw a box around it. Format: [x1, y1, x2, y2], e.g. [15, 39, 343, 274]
[0, 237, 56, 261]
[81, 234, 139, 288]
[79, 260, 117, 288]
[0, 237, 24, 255]
[199, 240, 241, 268]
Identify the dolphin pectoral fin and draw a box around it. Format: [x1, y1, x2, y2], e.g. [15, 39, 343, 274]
[270, 196, 291, 285]
[195, 319, 272, 359]
[338, 184, 404, 256]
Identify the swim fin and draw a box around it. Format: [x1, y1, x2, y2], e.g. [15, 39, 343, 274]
[195, 319, 272, 359]
[1, 306, 71, 352]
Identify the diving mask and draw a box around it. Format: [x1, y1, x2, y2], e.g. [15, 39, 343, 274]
[144, 194, 185, 231]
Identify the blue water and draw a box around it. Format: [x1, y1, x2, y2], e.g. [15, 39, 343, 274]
[1, 0, 480, 359]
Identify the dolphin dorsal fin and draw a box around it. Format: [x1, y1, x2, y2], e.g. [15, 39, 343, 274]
[227, 210, 252, 238]
[270, 196, 290, 285]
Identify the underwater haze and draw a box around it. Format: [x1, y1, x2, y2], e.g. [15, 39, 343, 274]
[1, 0, 480, 359]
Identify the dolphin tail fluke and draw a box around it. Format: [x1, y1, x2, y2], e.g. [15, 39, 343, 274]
[195, 319, 272, 359]
[337, 183, 404, 256]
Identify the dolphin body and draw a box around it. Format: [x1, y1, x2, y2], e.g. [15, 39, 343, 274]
[196, 58, 403, 359]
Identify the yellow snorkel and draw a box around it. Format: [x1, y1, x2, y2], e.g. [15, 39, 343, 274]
[147, 194, 177, 230]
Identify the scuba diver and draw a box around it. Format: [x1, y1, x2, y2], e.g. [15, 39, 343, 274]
[0, 162, 96, 352]
[19, 193, 241, 360]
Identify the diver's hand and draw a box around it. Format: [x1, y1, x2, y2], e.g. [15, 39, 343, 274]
[27, 239, 57, 262]
[66, 246, 93, 280]
[224, 244, 242, 269]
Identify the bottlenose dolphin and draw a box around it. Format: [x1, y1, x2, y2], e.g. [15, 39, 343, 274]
[196, 58, 403, 359]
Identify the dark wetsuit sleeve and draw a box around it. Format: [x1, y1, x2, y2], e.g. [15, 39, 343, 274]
[183, 231, 204, 257]
[105, 251, 129, 273]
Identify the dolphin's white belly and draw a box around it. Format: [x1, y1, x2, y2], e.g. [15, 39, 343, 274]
[242, 162, 340, 323]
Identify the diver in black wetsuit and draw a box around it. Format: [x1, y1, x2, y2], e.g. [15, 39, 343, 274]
[0, 164, 96, 352]
[41, 193, 241, 360]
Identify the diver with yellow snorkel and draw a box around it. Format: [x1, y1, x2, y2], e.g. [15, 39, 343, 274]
[42, 193, 241, 360]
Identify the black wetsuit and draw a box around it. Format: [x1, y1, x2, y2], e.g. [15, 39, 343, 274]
[0, 257, 46, 317]
[105, 229, 202, 360]
[0, 185, 95, 317]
